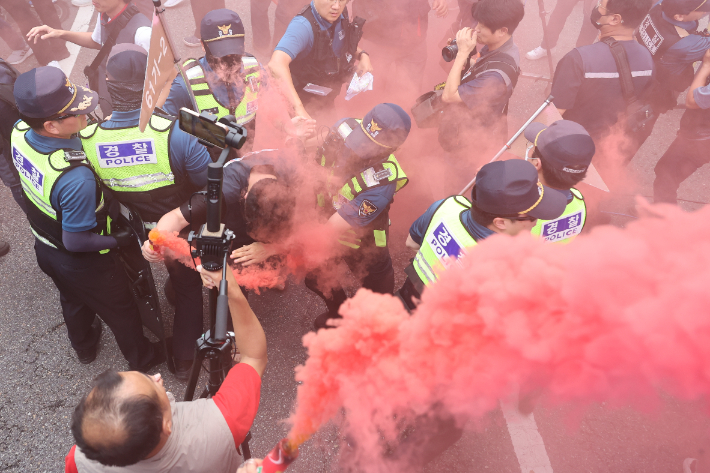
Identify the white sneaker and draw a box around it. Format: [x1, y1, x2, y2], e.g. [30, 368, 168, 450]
[47, 60, 63, 72]
[526, 46, 548, 60]
[163, 0, 184, 7]
[71, 0, 92, 6]
[6, 47, 33, 65]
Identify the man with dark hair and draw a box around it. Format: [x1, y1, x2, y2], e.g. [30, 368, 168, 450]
[440, 0, 524, 163]
[28, 0, 151, 116]
[308, 103, 411, 330]
[79, 44, 212, 380]
[551, 0, 654, 167]
[637, 0, 710, 112]
[398, 159, 566, 311]
[141, 149, 297, 365]
[523, 120, 596, 244]
[11, 67, 162, 370]
[268, 0, 373, 121]
[66, 264, 267, 472]
[654, 48, 710, 204]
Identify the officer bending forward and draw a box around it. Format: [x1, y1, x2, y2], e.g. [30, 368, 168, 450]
[11, 67, 163, 371]
[309, 103, 410, 330]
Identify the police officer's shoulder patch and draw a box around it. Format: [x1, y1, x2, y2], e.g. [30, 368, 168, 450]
[359, 199, 377, 217]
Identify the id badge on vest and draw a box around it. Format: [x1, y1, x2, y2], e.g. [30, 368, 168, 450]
[95, 138, 157, 168]
[429, 220, 465, 268]
[540, 211, 583, 242]
[11, 145, 44, 193]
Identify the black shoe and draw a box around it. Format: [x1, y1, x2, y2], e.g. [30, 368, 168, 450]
[75, 319, 103, 364]
[313, 311, 342, 331]
[0, 240, 9, 257]
[164, 278, 176, 306]
[174, 358, 193, 381]
[131, 341, 167, 373]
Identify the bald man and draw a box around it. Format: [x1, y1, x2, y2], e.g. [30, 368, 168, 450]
[65, 267, 267, 473]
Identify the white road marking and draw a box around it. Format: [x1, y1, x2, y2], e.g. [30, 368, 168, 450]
[500, 397, 554, 473]
[58, 5, 96, 77]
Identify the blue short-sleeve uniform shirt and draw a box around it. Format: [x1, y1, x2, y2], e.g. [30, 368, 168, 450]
[275, 1, 346, 61]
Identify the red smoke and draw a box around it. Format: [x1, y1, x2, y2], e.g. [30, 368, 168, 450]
[287, 201, 710, 468]
[148, 223, 347, 292]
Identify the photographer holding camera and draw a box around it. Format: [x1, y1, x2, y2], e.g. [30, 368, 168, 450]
[439, 0, 525, 167]
[65, 264, 267, 472]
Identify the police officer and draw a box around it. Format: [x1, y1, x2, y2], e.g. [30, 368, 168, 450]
[11, 67, 163, 370]
[398, 159, 566, 311]
[268, 0, 372, 122]
[309, 103, 410, 330]
[437, 0, 524, 182]
[551, 0, 654, 159]
[78, 44, 212, 379]
[163, 9, 263, 158]
[654, 48, 710, 204]
[524, 120, 596, 244]
[637, 0, 710, 113]
[141, 148, 297, 376]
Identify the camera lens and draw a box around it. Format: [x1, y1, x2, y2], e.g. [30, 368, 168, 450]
[442, 40, 458, 62]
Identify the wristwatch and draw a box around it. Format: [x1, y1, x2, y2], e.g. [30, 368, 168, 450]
[358, 51, 369, 60]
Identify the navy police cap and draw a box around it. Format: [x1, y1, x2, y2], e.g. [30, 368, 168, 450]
[14, 66, 98, 118]
[201, 9, 245, 57]
[524, 120, 595, 175]
[344, 103, 412, 160]
[471, 160, 567, 220]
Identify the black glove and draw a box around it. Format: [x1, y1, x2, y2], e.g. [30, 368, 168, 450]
[112, 227, 134, 248]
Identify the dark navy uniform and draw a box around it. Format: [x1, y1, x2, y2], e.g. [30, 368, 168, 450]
[11, 67, 161, 370]
[308, 103, 411, 330]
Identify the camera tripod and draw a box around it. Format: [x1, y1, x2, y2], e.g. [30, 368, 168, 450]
[181, 112, 252, 458]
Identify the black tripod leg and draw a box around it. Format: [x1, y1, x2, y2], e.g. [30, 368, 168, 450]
[183, 339, 207, 401]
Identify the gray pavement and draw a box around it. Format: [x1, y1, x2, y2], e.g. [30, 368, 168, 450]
[1, 0, 709, 472]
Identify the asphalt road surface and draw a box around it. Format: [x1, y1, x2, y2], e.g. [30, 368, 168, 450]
[1, 0, 709, 472]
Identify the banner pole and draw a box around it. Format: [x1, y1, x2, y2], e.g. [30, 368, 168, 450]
[152, 0, 199, 112]
[458, 95, 554, 196]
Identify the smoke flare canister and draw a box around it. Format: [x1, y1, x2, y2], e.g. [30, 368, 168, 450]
[258, 439, 299, 473]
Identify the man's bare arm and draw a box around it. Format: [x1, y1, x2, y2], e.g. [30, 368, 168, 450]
[268, 51, 312, 119]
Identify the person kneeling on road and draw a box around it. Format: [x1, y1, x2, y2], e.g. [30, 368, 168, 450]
[65, 264, 266, 473]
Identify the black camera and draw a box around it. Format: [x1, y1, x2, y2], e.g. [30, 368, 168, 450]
[442, 40, 458, 62]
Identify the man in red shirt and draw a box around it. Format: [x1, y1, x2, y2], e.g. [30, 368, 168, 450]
[64, 265, 267, 473]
